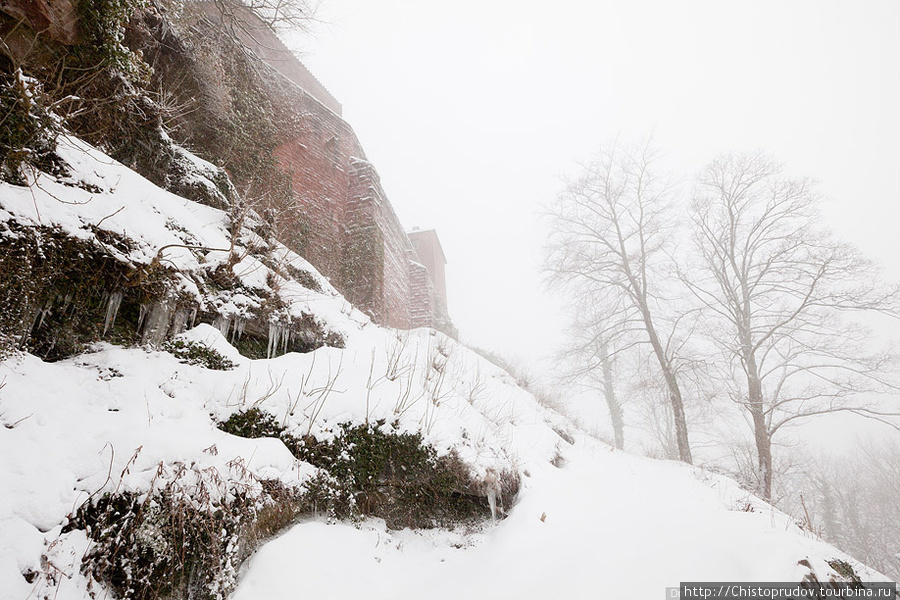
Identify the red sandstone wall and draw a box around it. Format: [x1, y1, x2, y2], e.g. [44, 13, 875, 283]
[344, 159, 385, 321]
[191, 4, 450, 332]
[0, 0, 450, 331]
[345, 158, 417, 329]
[408, 229, 448, 309]
[271, 89, 364, 282]
[193, 1, 341, 115]
[373, 184, 417, 329]
[0, 0, 78, 44]
[273, 83, 427, 331]
[408, 261, 435, 328]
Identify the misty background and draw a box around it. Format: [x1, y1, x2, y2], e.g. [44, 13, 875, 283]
[283, 0, 900, 578]
[292, 0, 899, 366]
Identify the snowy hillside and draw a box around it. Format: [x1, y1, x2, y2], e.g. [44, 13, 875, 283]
[233, 442, 880, 600]
[0, 137, 891, 599]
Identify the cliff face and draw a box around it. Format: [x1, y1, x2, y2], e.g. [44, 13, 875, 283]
[0, 0, 79, 43]
[0, 0, 452, 333]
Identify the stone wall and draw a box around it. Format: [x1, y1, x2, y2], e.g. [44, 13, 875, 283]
[408, 261, 436, 329]
[346, 159, 418, 328]
[270, 91, 362, 282]
[408, 229, 448, 309]
[195, 3, 451, 332]
[0, 0, 78, 44]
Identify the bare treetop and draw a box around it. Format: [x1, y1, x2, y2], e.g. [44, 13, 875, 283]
[688, 151, 900, 498]
[546, 141, 694, 464]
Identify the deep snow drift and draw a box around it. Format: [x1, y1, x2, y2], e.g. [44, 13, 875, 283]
[0, 135, 890, 599]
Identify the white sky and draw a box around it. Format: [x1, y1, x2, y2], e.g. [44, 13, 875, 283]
[290, 0, 900, 368]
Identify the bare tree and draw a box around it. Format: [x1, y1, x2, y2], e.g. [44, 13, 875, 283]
[546, 141, 694, 463]
[630, 354, 680, 459]
[827, 441, 900, 581]
[779, 440, 900, 581]
[212, 0, 318, 36]
[556, 298, 627, 449]
[687, 152, 900, 499]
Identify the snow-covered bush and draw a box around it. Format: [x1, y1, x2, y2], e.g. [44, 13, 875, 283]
[219, 408, 287, 439]
[218, 409, 519, 529]
[66, 464, 306, 600]
[0, 69, 64, 184]
[162, 338, 236, 370]
[293, 421, 518, 529]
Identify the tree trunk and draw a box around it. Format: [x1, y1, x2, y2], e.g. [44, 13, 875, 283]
[640, 304, 692, 464]
[747, 378, 772, 499]
[669, 385, 692, 465]
[743, 340, 772, 499]
[750, 404, 772, 500]
[599, 340, 624, 450]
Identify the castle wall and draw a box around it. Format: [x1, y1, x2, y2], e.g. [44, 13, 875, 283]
[192, 1, 342, 115]
[408, 229, 448, 309]
[270, 75, 431, 331]
[271, 89, 363, 283]
[408, 261, 436, 329]
[345, 159, 417, 329]
[0, 0, 453, 332]
[187, 2, 450, 332]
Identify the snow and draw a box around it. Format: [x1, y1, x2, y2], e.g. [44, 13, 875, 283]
[0, 322, 564, 598]
[0, 135, 891, 599]
[1, 324, 885, 599]
[231, 440, 887, 600]
[0, 136, 230, 272]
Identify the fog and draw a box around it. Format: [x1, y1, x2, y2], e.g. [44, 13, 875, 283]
[283, 5, 900, 573]
[293, 0, 899, 370]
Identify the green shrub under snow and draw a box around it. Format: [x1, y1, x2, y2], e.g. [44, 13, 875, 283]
[293, 421, 498, 529]
[60, 410, 518, 599]
[65, 464, 306, 600]
[219, 409, 519, 529]
[162, 338, 236, 370]
[218, 407, 285, 439]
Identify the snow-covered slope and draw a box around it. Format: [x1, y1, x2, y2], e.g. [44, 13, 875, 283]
[0, 137, 890, 599]
[0, 322, 566, 599]
[233, 441, 879, 600]
[0, 134, 356, 352]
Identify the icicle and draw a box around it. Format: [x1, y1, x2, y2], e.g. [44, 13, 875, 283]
[142, 301, 173, 346]
[484, 469, 500, 523]
[103, 291, 123, 336]
[283, 326, 292, 355]
[267, 323, 279, 359]
[189, 306, 198, 329]
[268, 323, 293, 359]
[266, 323, 297, 358]
[137, 304, 149, 332]
[169, 308, 188, 337]
[213, 316, 230, 336]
